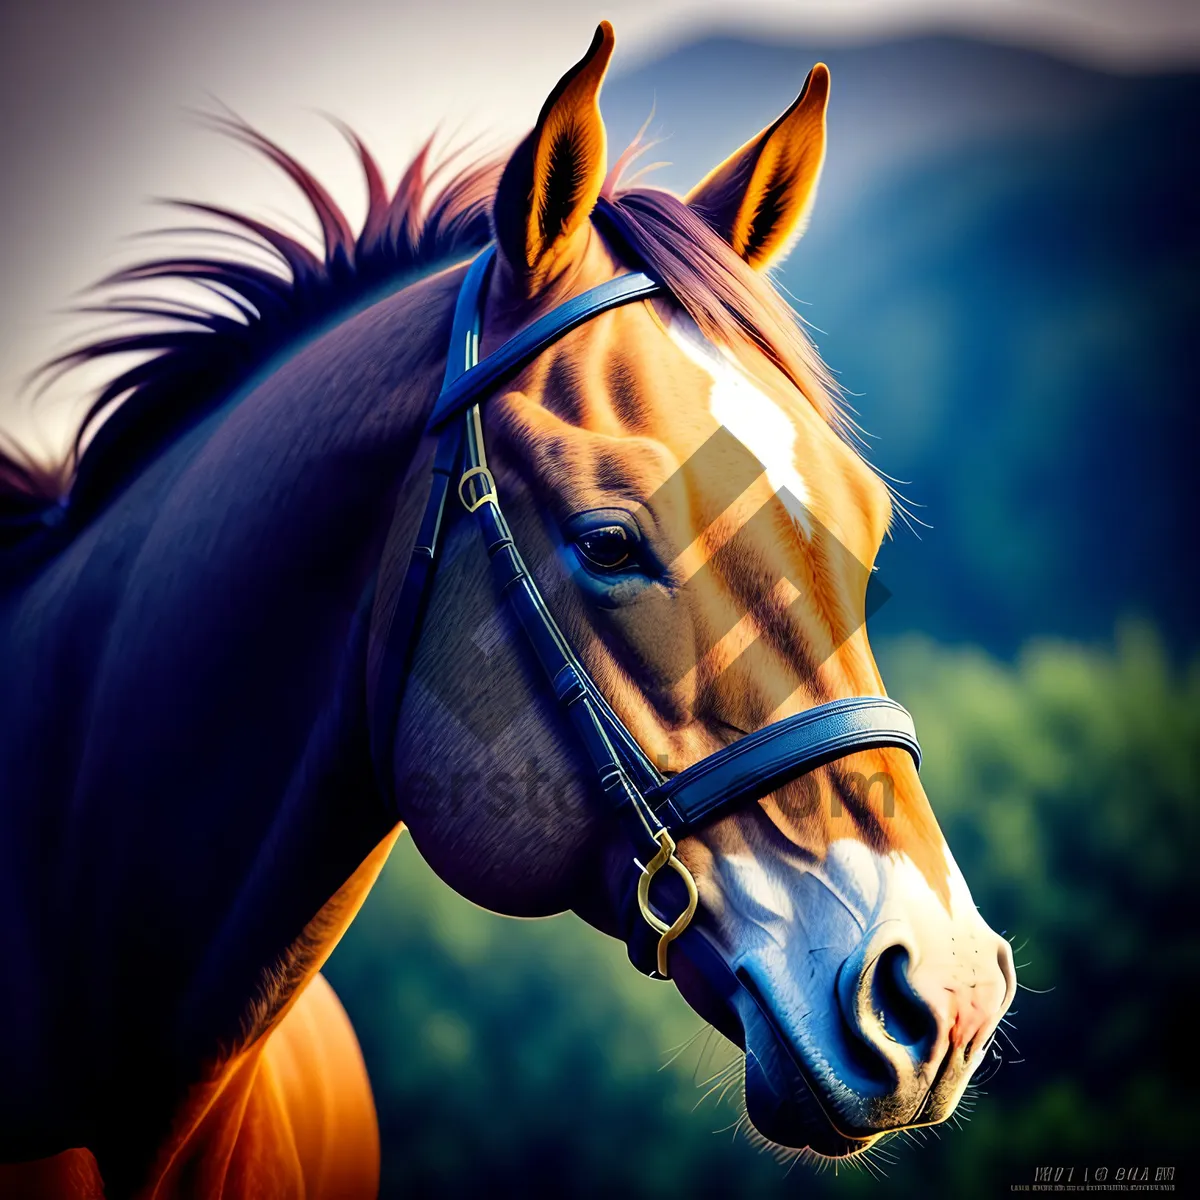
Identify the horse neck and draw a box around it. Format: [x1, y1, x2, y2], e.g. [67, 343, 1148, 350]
[0, 261, 463, 1164]
[113, 257, 467, 795]
[116, 256, 471, 904]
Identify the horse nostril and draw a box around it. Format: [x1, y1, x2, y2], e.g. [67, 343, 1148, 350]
[836, 939, 940, 1089]
[873, 945, 936, 1051]
[829, 926, 1013, 1126]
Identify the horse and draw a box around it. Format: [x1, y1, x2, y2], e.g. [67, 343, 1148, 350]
[0, 22, 1015, 1197]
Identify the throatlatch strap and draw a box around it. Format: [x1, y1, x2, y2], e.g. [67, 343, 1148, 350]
[368, 250, 493, 799]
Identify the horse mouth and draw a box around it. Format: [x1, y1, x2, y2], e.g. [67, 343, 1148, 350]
[673, 932, 883, 1159]
[736, 968, 881, 1157]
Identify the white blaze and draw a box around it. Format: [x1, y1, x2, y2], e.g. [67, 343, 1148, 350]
[708, 836, 977, 974]
[667, 312, 813, 539]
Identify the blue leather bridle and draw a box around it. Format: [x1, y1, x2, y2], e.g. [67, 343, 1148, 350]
[371, 204, 921, 978]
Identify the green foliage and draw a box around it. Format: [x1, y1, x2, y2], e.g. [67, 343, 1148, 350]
[326, 626, 1199, 1196]
[880, 626, 1200, 1167]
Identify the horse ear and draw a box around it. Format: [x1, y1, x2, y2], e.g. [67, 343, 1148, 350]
[685, 63, 830, 270]
[493, 22, 614, 294]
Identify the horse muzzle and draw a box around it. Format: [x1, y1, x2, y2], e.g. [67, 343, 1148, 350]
[664, 903, 1016, 1157]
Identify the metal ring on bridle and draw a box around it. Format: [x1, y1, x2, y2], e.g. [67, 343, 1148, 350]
[458, 465, 497, 512]
[636, 829, 699, 977]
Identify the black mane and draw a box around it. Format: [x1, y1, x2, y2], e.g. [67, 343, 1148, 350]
[0, 118, 501, 553]
[1, 116, 858, 565]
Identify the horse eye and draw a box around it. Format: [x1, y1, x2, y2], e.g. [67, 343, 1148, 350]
[573, 525, 632, 572]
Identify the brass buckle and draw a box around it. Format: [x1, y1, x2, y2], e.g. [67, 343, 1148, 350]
[458, 466, 497, 513]
[636, 829, 699, 978]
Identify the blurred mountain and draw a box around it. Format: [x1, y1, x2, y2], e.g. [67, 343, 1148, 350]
[605, 38, 1200, 655]
[606, 35, 1130, 227]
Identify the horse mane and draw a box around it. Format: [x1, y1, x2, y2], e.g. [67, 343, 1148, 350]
[0, 117, 846, 560]
[0, 118, 502, 553]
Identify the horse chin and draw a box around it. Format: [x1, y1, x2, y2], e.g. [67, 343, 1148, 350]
[670, 930, 885, 1159]
[741, 1025, 876, 1158]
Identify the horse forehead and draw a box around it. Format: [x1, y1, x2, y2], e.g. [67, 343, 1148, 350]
[539, 297, 716, 437]
[495, 305, 714, 495]
[515, 303, 815, 496]
[663, 313, 815, 536]
[505, 298, 886, 566]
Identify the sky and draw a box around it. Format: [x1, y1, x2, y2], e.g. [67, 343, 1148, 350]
[2, 0, 1197, 450]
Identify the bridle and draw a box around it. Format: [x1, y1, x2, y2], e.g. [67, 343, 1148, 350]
[369, 202, 921, 979]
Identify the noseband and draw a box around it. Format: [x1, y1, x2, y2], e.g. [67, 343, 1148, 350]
[370, 204, 921, 978]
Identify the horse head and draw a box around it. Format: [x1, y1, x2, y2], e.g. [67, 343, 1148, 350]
[385, 23, 1015, 1159]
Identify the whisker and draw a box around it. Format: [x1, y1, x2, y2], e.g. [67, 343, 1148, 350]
[660, 1022, 709, 1071]
[694, 1057, 740, 1092]
[711, 1111, 744, 1136]
[691, 1027, 722, 1084]
[716, 1069, 744, 1108]
[858, 1150, 884, 1180]
[995, 1024, 1022, 1056]
[693, 1063, 741, 1110]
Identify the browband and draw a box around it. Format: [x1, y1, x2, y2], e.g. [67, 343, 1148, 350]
[427, 249, 663, 433]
